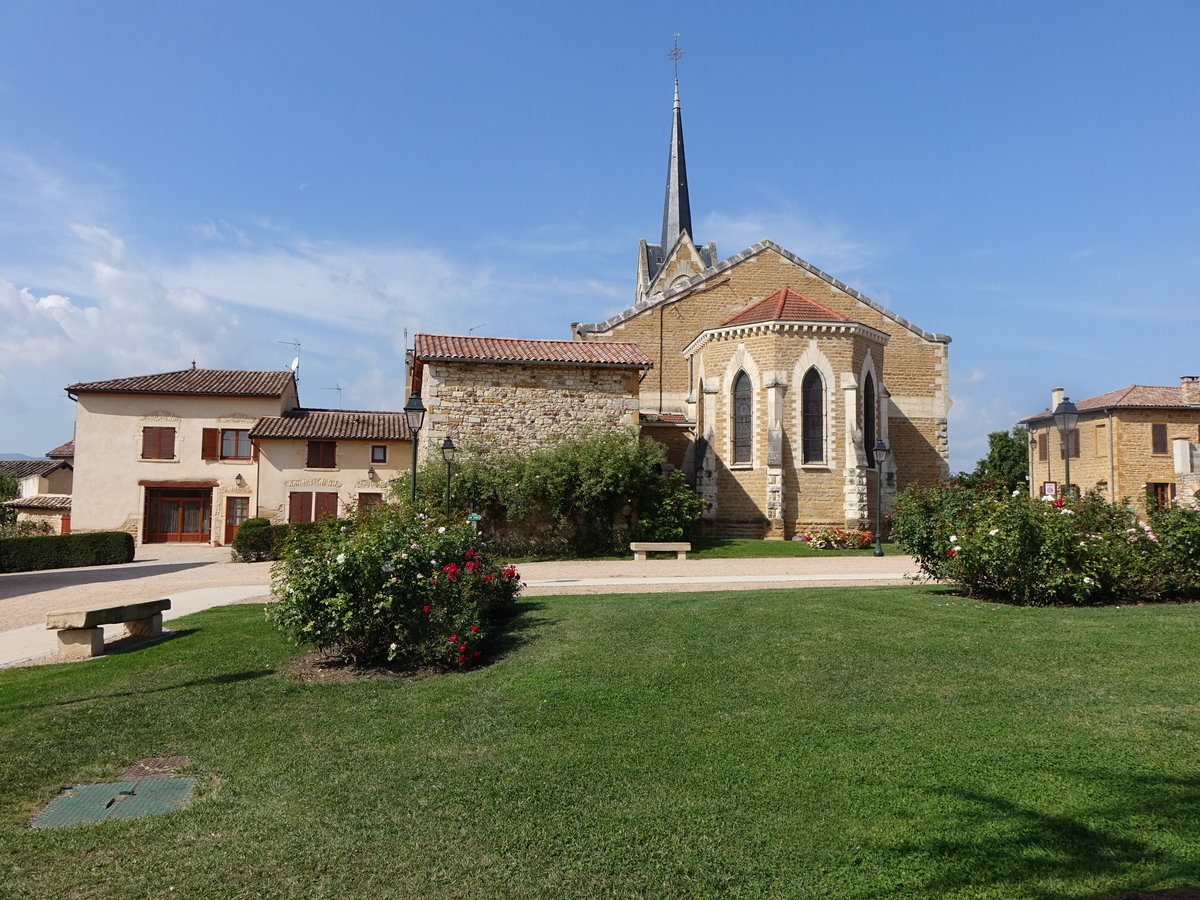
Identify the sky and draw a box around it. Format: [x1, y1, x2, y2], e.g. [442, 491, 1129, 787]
[1, 0, 1197, 472]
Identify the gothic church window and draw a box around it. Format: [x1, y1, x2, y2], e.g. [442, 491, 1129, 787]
[732, 371, 752, 464]
[801, 368, 824, 464]
[863, 373, 877, 467]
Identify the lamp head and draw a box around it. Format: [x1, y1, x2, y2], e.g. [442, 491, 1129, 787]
[403, 393, 426, 433]
[441, 436, 457, 463]
[1052, 398, 1079, 433]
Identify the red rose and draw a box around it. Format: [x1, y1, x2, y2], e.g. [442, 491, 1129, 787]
[472, 650, 481, 659]
[470, 625, 479, 632]
[457, 643, 466, 651]
[457, 654, 466, 663]
[449, 634, 458, 642]
[422, 605, 432, 614]
[948, 549, 957, 558]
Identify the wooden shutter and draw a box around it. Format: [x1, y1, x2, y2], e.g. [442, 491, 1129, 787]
[141, 427, 155, 459]
[201, 428, 220, 460]
[141, 426, 174, 459]
[1037, 433, 1047, 462]
[289, 492, 312, 523]
[306, 441, 320, 467]
[315, 492, 339, 521]
[162, 428, 175, 459]
[1152, 424, 1168, 455]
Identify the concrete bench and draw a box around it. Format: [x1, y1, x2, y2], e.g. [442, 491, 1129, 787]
[45, 599, 172, 659]
[630, 542, 691, 561]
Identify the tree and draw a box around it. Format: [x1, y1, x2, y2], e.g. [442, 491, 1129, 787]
[961, 427, 1030, 493]
[0, 474, 18, 526]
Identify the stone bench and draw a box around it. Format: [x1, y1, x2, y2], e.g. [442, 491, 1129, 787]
[45, 599, 172, 659]
[629, 542, 691, 561]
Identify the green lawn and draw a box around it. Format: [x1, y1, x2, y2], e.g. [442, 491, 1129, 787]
[3, 587, 1199, 899]
[687, 537, 896, 558]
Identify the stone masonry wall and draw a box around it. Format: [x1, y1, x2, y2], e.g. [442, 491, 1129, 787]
[420, 360, 642, 460]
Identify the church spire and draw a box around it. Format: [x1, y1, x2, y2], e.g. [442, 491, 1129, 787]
[661, 38, 692, 250]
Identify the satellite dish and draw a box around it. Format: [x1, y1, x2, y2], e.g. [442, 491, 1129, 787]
[290, 357, 300, 372]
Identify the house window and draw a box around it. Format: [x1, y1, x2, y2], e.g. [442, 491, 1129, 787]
[801, 368, 824, 464]
[289, 491, 339, 523]
[732, 371, 752, 465]
[371, 445, 388, 464]
[1148, 482, 1176, 508]
[307, 441, 337, 468]
[1037, 432, 1048, 462]
[1058, 429, 1080, 459]
[358, 492, 383, 508]
[1152, 424, 1169, 455]
[863, 373, 877, 467]
[221, 429, 252, 460]
[141, 426, 175, 460]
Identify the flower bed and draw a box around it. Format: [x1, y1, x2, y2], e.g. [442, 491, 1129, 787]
[795, 526, 874, 550]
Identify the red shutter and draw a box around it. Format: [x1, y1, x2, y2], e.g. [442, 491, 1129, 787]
[289, 492, 312, 523]
[315, 492, 339, 521]
[141, 427, 155, 459]
[306, 441, 319, 468]
[201, 428, 220, 460]
[163, 428, 176, 459]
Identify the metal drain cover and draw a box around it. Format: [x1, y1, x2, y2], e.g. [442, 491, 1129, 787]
[31, 778, 196, 828]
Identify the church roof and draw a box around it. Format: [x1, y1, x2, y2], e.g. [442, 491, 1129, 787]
[66, 368, 295, 398]
[720, 287, 851, 327]
[251, 409, 412, 441]
[414, 334, 653, 369]
[1020, 383, 1200, 423]
[661, 79, 692, 251]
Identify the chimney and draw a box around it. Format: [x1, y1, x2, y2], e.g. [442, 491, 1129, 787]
[1050, 386, 1064, 412]
[1181, 376, 1200, 406]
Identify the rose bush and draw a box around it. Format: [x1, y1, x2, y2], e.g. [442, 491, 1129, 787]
[795, 526, 874, 550]
[269, 503, 522, 668]
[891, 481, 1200, 606]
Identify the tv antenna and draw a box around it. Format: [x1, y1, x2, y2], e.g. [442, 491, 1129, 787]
[278, 340, 301, 378]
[468, 323, 487, 335]
[321, 384, 343, 408]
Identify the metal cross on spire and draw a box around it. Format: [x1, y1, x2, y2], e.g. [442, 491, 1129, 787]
[668, 33, 684, 80]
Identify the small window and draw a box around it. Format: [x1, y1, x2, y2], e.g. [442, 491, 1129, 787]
[221, 429, 252, 460]
[358, 492, 383, 508]
[141, 426, 175, 460]
[863, 373, 876, 467]
[801, 368, 824, 464]
[306, 441, 336, 468]
[1152, 424, 1169, 455]
[289, 491, 339, 522]
[732, 371, 752, 465]
[1148, 482, 1176, 508]
[371, 445, 387, 464]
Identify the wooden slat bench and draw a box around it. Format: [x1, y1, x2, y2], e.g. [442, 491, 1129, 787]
[45, 599, 172, 659]
[629, 542, 691, 561]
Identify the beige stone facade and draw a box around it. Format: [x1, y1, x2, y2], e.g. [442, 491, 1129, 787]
[1022, 380, 1200, 513]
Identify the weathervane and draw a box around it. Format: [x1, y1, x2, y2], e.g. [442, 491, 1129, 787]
[668, 33, 684, 80]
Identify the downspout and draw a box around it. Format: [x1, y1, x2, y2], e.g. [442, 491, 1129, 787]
[659, 304, 664, 414]
[1107, 409, 1116, 503]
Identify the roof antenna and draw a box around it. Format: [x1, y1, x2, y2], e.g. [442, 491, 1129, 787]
[468, 323, 487, 334]
[321, 384, 343, 408]
[278, 339, 301, 380]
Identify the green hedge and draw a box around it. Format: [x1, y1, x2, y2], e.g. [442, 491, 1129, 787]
[231, 518, 319, 562]
[0, 531, 135, 573]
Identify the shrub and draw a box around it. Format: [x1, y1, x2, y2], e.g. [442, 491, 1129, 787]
[0, 520, 53, 540]
[231, 518, 319, 562]
[269, 503, 522, 668]
[890, 481, 1200, 605]
[795, 526, 874, 550]
[633, 470, 707, 542]
[0, 531, 134, 573]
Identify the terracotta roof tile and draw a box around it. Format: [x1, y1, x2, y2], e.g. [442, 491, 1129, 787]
[414, 333, 653, 369]
[66, 368, 295, 398]
[250, 409, 412, 441]
[0, 460, 70, 479]
[46, 440, 74, 458]
[1021, 384, 1200, 422]
[719, 286, 852, 328]
[1, 494, 71, 511]
[640, 412, 692, 424]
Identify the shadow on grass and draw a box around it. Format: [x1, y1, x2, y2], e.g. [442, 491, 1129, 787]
[10, 664, 277, 712]
[489, 600, 557, 665]
[856, 772, 1200, 900]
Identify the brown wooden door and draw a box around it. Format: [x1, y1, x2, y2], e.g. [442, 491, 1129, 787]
[224, 496, 249, 544]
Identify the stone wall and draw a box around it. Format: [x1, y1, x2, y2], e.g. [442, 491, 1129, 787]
[419, 360, 643, 459]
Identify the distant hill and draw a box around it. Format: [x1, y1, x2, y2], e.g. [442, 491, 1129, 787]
[0, 453, 39, 460]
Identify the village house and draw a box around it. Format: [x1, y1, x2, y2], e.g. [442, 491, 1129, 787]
[65, 366, 411, 545]
[0, 450, 74, 534]
[1021, 379, 1200, 513]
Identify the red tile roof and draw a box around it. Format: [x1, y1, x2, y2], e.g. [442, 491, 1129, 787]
[250, 409, 413, 441]
[0, 459, 70, 479]
[414, 333, 653, 369]
[640, 412, 692, 424]
[1, 494, 71, 511]
[1021, 384, 1200, 422]
[46, 440, 74, 458]
[720, 287, 851, 328]
[66, 368, 295, 397]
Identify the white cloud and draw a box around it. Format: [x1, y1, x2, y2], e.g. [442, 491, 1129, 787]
[948, 388, 1022, 473]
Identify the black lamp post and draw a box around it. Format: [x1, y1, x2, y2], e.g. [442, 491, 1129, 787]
[403, 393, 426, 503]
[1052, 397, 1079, 499]
[872, 439, 891, 557]
[1029, 435, 1038, 496]
[440, 436, 456, 517]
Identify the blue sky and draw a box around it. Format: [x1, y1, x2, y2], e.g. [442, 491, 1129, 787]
[1, 0, 1197, 472]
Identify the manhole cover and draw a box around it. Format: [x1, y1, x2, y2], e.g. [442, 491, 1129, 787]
[31, 778, 196, 828]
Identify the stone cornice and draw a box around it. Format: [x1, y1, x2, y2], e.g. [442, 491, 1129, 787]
[683, 320, 890, 359]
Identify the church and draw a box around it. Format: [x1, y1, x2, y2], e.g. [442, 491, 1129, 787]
[412, 78, 951, 539]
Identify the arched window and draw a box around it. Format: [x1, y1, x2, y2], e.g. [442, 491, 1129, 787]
[732, 371, 752, 464]
[801, 368, 824, 464]
[863, 372, 876, 467]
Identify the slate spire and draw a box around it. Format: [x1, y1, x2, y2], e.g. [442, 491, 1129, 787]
[660, 78, 692, 250]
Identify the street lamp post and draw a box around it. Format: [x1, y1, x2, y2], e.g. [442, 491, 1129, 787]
[1029, 435, 1038, 497]
[403, 393, 426, 504]
[1052, 397, 1079, 500]
[872, 439, 891, 557]
[440, 436, 456, 518]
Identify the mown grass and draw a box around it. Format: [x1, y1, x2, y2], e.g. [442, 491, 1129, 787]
[2, 586, 1199, 899]
[508, 537, 896, 562]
